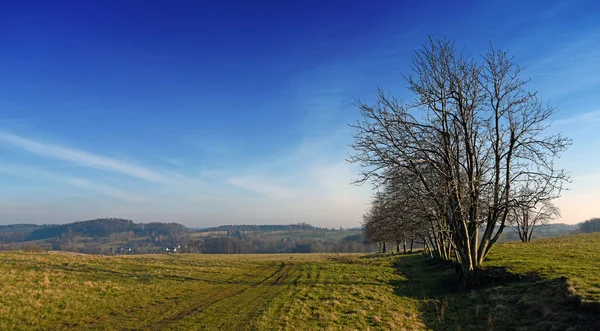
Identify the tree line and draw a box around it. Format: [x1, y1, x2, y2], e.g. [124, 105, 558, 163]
[200, 234, 376, 254]
[350, 37, 570, 285]
[0, 219, 378, 255]
[201, 223, 333, 233]
[579, 218, 600, 233]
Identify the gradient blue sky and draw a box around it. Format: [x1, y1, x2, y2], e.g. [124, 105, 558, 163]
[1, 0, 599, 227]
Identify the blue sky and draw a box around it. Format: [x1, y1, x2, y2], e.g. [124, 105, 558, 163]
[1, 0, 599, 227]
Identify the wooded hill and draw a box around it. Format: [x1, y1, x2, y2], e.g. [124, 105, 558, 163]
[0, 218, 187, 242]
[0, 218, 375, 254]
[0, 217, 592, 255]
[200, 223, 332, 233]
[26, 218, 187, 241]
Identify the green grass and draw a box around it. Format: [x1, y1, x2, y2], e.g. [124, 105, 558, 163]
[393, 233, 600, 330]
[1, 233, 599, 330]
[485, 233, 600, 305]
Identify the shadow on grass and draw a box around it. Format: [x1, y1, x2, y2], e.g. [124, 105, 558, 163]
[390, 254, 600, 331]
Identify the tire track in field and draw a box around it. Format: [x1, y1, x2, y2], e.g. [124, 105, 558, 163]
[78, 262, 273, 330]
[146, 261, 290, 330]
[251, 262, 309, 330]
[274, 261, 324, 329]
[215, 262, 298, 330]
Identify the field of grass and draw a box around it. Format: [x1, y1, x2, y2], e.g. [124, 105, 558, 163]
[394, 233, 600, 330]
[1, 233, 598, 330]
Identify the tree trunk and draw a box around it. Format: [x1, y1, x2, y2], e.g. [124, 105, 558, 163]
[470, 226, 478, 268]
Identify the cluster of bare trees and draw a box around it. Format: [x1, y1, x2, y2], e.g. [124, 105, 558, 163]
[362, 175, 426, 254]
[349, 37, 569, 283]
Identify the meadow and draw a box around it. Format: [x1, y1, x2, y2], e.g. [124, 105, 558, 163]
[0, 233, 598, 330]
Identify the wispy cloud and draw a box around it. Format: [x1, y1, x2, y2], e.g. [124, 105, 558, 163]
[554, 110, 600, 125]
[523, 30, 600, 99]
[0, 132, 169, 183]
[227, 176, 295, 200]
[154, 156, 183, 166]
[66, 178, 144, 202]
[0, 164, 144, 202]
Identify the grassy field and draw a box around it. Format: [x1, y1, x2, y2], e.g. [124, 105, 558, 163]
[0, 233, 598, 330]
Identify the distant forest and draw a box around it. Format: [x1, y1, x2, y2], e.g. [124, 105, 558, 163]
[0, 217, 595, 255]
[200, 223, 332, 233]
[0, 218, 375, 255]
[579, 218, 600, 233]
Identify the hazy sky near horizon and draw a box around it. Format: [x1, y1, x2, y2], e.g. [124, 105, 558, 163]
[1, 1, 599, 227]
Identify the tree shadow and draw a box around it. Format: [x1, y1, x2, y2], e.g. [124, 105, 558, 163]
[389, 254, 600, 330]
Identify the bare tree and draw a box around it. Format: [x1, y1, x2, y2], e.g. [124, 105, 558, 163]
[363, 184, 425, 254]
[510, 199, 560, 242]
[362, 194, 393, 253]
[349, 37, 570, 284]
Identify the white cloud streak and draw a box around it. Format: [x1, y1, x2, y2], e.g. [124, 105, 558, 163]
[0, 132, 168, 183]
[66, 178, 145, 202]
[554, 110, 600, 125]
[154, 156, 183, 166]
[0, 164, 144, 202]
[227, 176, 295, 200]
